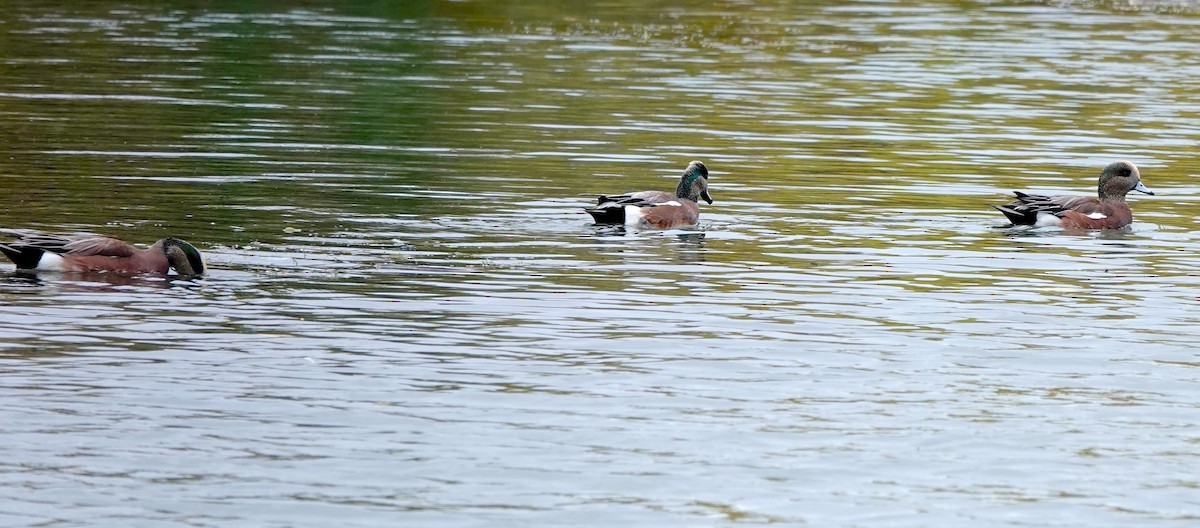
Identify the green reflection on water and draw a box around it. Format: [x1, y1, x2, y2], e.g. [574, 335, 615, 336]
[0, 0, 1194, 281]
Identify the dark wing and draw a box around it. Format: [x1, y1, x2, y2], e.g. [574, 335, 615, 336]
[1046, 195, 1103, 215]
[993, 192, 1101, 225]
[10, 234, 138, 256]
[59, 237, 140, 257]
[7, 234, 77, 253]
[586, 190, 680, 224]
[595, 190, 675, 206]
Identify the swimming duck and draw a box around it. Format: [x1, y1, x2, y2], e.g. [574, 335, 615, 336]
[0, 233, 206, 277]
[992, 160, 1154, 229]
[585, 160, 712, 229]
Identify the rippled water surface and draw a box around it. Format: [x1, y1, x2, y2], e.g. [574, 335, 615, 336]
[3, 0, 1200, 526]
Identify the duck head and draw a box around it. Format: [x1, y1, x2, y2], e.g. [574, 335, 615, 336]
[162, 237, 206, 277]
[1098, 160, 1153, 200]
[675, 160, 712, 204]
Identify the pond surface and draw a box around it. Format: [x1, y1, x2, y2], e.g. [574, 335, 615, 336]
[2, 0, 1200, 526]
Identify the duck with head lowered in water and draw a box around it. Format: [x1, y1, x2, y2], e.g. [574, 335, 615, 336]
[0, 232, 206, 277]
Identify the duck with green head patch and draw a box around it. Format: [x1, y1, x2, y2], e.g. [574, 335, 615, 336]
[585, 160, 712, 229]
[0, 232, 206, 277]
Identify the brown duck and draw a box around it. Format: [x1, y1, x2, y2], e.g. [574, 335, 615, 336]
[585, 161, 713, 229]
[992, 160, 1154, 229]
[0, 233, 205, 277]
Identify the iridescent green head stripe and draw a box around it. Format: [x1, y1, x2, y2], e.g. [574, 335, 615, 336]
[162, 237, 205, 276]
[683, 160, 708, 182]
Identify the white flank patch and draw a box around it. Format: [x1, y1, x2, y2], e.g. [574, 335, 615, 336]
[1086, 212, 1107, 220]
[37, 252, 65, 271]
[1034, 213, 1062, 227]
[624, 205, 646, 226]
[662, 200, 682, 207]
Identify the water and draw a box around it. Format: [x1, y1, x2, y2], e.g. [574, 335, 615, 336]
[2, 0, 1200, 526]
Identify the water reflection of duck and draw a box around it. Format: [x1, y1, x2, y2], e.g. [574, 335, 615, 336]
[0, 232, 205, 277]
[585, 161, 712, 229]
[991, 160, 1154, 230]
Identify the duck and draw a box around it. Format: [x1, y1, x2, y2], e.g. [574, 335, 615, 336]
[992, 160, 1154, 229]
[585, 160, 712, 229]
[0, 232, 206, 277]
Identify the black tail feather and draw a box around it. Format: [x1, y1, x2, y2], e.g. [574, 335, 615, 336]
[993, 191, 1061, 226]
[584, 205, 626, 224]
[0, 243, 43, 269]
[991, 204, 1035, 225]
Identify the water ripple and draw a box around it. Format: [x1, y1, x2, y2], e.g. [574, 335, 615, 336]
[2, 1, 1200, 527]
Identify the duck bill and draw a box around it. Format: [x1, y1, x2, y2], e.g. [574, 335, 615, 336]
[700, 189, 713, 204]
[1133, 181, 1155, 195]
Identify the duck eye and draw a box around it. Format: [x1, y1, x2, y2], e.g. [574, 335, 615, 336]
[1120, 168, 1132, 177]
